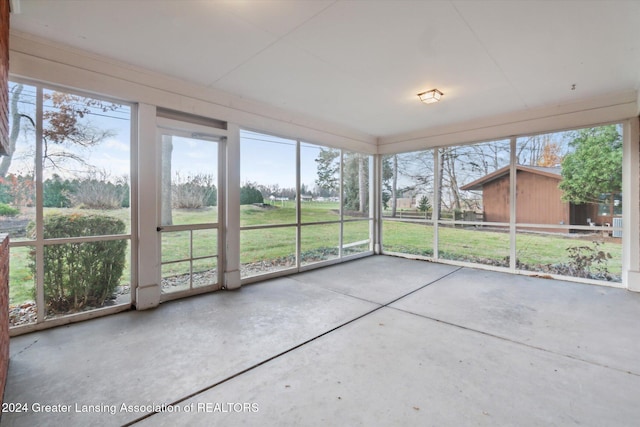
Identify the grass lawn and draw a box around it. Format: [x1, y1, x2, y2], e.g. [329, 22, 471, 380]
[9, 246, 34, 305]
[8, 203, 623, 308]
[383, 220, 622, 277]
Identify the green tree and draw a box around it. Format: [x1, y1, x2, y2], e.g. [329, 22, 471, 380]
[240, 183, 264, 205]
[343, 152, 368, 212]
[43, 174, 75, 207]
[417, 195, 431, 213]
[381, 155, 394, 211]
[314, 148, 340, 196]
[559, 125, 622, 208]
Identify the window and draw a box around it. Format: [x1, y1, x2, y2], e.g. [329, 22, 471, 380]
[240, 130, 373, 280]
[598, 193, 622, 217]
[438, 140, 511, 266]
[382, 124, 623, 284]
[300, 143, 341, 266]
[240, 131, 297, 278]
[341, 150, 372, 256]
[515, 125, 622, 282]
[381, 150, 435, 257]
[6, 80, 132, 328]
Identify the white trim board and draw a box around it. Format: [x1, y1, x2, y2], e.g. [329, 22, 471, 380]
[378, 91, 638, 154]
[9, 31, 377, 154]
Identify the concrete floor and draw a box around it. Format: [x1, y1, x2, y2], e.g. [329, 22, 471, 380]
[2, 255, 640, 426]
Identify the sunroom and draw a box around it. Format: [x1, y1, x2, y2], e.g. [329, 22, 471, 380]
[2, 0, 638, 332]
[1, 1, 640, 426]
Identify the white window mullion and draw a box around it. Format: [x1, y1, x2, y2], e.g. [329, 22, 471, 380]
[35, 86, 45, 323]
[135, 103, 161, 309]
[509, 136, 517, 271]
[372, 154, 380, 254]
[433, 149, 440, 260]
[225, 123, 241, 290]
[339, 150, 344, 258]
[623, 118, 640, 290]
[217, 137, 226, 288]
[295, 140, 301, 270]
[129, 103, 139, 307]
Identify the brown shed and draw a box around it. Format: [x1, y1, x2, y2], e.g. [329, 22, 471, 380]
[460, 165, 600, 231]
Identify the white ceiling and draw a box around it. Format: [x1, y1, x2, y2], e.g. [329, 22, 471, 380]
[9, 0, 640, 138]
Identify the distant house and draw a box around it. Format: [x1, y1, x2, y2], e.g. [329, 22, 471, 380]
[460, 165, 610, 231]
[394, 197, 413, 209]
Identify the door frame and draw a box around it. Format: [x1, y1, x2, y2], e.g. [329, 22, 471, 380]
[156, 117, 227, 302]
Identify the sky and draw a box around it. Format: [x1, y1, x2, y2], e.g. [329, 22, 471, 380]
[6, 86, 588, 201]
[240, 130, 323, 190]
[9, 82, 132, 181]
[8, 82, 327, 192]
[14, 81, 598, 196]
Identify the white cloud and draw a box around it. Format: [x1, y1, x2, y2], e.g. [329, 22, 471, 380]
[103, 138, 130, 152]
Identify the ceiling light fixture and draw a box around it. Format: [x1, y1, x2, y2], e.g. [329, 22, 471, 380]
[417, 89, 443, 104]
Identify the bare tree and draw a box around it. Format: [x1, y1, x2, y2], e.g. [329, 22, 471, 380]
[5, 83, 119, 177]
[0, 84, 27, 177]
[391, 154, 398, 217]
[161, 135, 173, 225]
[358, 154, 367, 213]
[440, 148, 462, 211]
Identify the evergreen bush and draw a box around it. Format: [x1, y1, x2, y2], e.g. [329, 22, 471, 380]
[0, 203, 19, 217]
[30, 214, 127, 314]
[240, 184, 264, 204]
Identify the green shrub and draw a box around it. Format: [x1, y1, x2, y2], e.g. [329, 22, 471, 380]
[240, 184, 264, 205]
[30, 214, 127, 314]
[0, 203, 19, 217]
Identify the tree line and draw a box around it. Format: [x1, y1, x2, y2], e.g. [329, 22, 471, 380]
[381, 125, 622, 218]
[7, 82, 622, 222]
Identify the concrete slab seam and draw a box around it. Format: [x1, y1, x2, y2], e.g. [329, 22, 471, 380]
[13, 338, 39, 357]
[287, 281, 386, 306]
[123, 267, 464, 426]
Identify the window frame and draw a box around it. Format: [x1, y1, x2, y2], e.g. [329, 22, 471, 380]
[8, 77, 136, 334]
[381, 121, 631, 288]
[239, 130, 374, 283]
